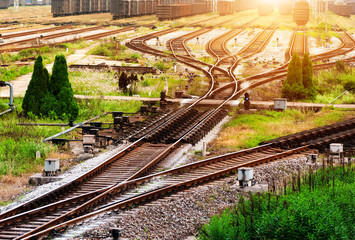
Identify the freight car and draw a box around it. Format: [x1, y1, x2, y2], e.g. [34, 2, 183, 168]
[329, 0, 352, 17]
[156, 2, 210, 20]
[279, 3, 292, 15]
[218, 0, 234, 16]
[333, 2, 352, 17]
[111, 0, 158, 19]
[293, 0, 309, 26]
[0, 0, 10, 9]
[258, 3, 273, 16]
[52, 0, 110, 17]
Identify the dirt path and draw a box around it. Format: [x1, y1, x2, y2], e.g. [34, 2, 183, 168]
[0, 42, 100, 98]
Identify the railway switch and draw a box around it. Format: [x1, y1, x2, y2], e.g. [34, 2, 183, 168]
[44, 158, 61, 176]
[238, 167, 255, 188]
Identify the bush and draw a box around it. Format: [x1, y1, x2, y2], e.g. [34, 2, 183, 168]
[199, 165, 355, 240]
[282, 53, 304, 100]
[335, 60, 346, 72]
[42, 54, 79, 120]
[22, 55, 49, 115]
[343, 78, 355, 93]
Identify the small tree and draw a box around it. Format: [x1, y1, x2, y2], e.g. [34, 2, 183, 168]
[40, 55, 78, 120]
[282, 53, 304, 100]
[22, 55, 49, 115]
[302, 52, 317, 100]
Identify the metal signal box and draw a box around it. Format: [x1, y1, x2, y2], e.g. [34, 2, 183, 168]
[274, 98, 287, 110]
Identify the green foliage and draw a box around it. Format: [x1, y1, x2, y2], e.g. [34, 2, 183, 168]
[154, 60, 172, 72]
[314, 70, 355, 104]
[89, 40, 128, 59]
[282, 53, 304, 100]
[335, 60, 346, 72]
[22, 55, 49, 115]
[199, 165, 355, 240]
[343, 77, 355, 93]
[302, 52, 317, 100]
[42, 54, 79, 120]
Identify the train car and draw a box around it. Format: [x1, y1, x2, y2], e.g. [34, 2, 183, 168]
[293, 0, 309, 25]
[258, 3, 273, 16]
[217, 0, 234, 16]
[344, 0, 355, 14]
[334, 2, 352, 17]
[0, 0, 10, 9]
[279, 3, 292, 15]
[156, 2, 210, 20]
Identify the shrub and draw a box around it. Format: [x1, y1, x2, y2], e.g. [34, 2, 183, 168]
[199, 165, 355, 240]
[302, 52, 317, 100]
[22, 55, 49, 115]
[335, 60, 346, 72]
[39, 55, 79, 120]
[281, 53, 304, 100]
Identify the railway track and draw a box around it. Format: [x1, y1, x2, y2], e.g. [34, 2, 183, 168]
[207, 22, 278, 98]
[0, 21, 354, 239]
[0, 25, 72, 40]
[7, 118, 354, 240]
[0, 26, 136, 52]
[210, 27, 355, 97]
[286, 28, 307, 61]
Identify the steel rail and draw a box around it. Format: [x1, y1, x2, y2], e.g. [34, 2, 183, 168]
[20, 145, 311, 240]
[210, 27, 354, 96]
[1, 25, 72, 39]
[0, 27, 136, 52]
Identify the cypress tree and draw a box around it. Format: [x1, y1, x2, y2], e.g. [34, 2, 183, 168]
[41, 54, 78, 119]
[22, 55, 49, 115]
[282, 53, 304, 100]
[302, 52, 317, 100]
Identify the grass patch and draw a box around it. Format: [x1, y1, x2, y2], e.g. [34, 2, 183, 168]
[0, 40, 91, 82]
[0, 97, 142, 177]
[70, 70, 165, 97]
[199, 164, 355, 240]
[212, 108, 355, 150]
[314, 69, 355, 104]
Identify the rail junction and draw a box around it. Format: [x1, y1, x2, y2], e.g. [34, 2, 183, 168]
[0, 9, 354, 240]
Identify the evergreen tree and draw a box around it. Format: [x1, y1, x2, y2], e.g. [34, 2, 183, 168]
[302, 52, 317, 100]
[22, 55, 49, 115]
[40, 54, 78, 120]
[282, 53, 304, 100]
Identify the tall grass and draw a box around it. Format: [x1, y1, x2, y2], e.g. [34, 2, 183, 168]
[214, 108, 355, 150]
[0, 97, 142, 176]
[199, 164, 355, 240]
[314, 69, 355, 104]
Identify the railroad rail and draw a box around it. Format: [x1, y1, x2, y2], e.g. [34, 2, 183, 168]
[0, 26, 136, 52]
[210, 27, 355, 97]
[0, 22, 237, 239]
[0, 25, 72, 39]
[5, 118, 354, 240]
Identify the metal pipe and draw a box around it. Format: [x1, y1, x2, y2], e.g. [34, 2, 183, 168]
[0, 107, 13, 116]
[43, 112, 108, 143]
[5, 82, 14, 107]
